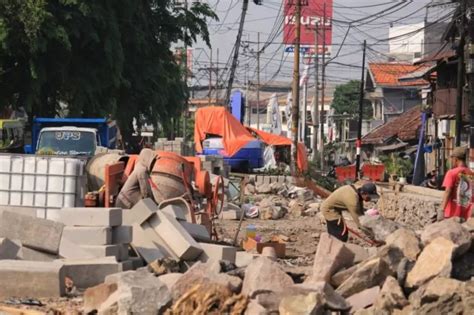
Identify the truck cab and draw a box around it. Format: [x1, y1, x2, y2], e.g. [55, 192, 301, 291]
[36, 127, 99, 156]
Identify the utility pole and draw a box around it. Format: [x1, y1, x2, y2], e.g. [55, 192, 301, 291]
[456, 0, 467, 147]
[302, 70, 307, 142]
[216, 48, 219, 102]
[182, 0, 188, 140]
[225, 0, 249, 107]
[291, 0, 302, 173]
[355, 40, 367, 179]
[320, 3, 327, 171]
[208, 49, 213, 106]
[466, 0, 474, 169]
[312, 24, 319, 162]
[257, 32, 261, 130]
[245, 63, 250, 126]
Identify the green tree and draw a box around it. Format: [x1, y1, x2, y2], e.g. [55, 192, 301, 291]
[0, 0, 217, 141]
[330, 80, 372, 118]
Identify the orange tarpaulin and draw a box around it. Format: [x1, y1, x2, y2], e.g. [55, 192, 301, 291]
[249, 128, 308, 172]
[194, 106, 255, 156]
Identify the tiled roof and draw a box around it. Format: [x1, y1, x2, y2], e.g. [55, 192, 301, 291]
[363, 106, 422, 145]
[368, 63, 430, 87]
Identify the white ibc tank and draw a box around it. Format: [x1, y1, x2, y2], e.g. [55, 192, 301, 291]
[0, 154, 87, 219]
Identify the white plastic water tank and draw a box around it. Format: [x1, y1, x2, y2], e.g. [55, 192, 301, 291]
[0, 154, 87, 219]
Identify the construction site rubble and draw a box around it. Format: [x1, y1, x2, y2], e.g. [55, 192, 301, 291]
[0, 191, 472, 314]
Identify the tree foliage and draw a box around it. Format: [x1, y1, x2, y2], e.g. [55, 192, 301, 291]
[330, 80, 371, 118]
[0, 0, 217, 138]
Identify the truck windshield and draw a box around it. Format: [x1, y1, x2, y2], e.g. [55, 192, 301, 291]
[37, 130, 96, 156]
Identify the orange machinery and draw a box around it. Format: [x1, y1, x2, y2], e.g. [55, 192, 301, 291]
[89, 151, 224, 240]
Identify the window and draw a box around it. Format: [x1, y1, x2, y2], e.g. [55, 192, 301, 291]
[251, 108, 267, 115]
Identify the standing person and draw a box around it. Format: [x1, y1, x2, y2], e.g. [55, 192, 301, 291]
[320, 182, 379, 242]
[441, 147, 473, 221]
[116, 148, 157, 209]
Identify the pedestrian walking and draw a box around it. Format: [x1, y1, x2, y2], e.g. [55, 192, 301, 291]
[441, 147, 473, 221]
[320, 182, 379, 242]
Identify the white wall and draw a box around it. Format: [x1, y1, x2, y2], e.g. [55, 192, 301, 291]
[389, 23, 425, 57]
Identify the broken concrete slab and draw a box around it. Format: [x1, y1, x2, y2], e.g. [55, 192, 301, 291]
[336, 257, 392, 298]
[58, 237, 96, 260]
[420, 218, 472, 257]
[405, 237, 455, 289]
[59, 207, 122, 227]
[99, 269, 172, 314]
[112, 225, 133, 244]
[199, 242, 236, 264]
[0, 260, 65, 297]
[84, 282, 118, 314]
[346, 286, 380, 312]
[279, 292, 324, 315]
[330, 265, 359, 288]
[305, 233, 355, 283]
[171, 261, 242, 299]
[18, 246, 57, 262]
[385, 228, 421, 261]
[148, 212, 202, 260]
[291, 282, 351, 311]
[245, 300, 267, 315]
[0, 211, 64, 254]
[140, 222, 176, 259]
[360, 215, 401, 242]
[221, 210, 241, 220]
[123, 198, 158, 225]
[242, 257, 294, 298]
[62, 226, 112, 246]
[80, 244, 120, 260]
[158, 273, 183, 291]
[345, 243, 370, 264]
[130, 223, 165, 263]
[374, 276, 408, 312]
[180, 221, 211, 241]
[57, 257, 122, 289]
[0, 237, 21, 260]
[235, 251, 259, 268]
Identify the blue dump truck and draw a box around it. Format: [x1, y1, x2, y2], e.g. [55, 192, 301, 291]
[25, 118, 119, 156]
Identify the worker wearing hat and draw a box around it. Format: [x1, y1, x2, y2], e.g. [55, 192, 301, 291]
[321, 182, 379, 242]
[441, 147, 473, 220]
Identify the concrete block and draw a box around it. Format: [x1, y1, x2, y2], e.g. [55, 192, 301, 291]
[59, 208, 122, 227]
[57, 257, 122, 289]
[62, 226, 112, 245]
[80, 245, 120, 260]
[140, 222, 177, 259]
[118, 244, 129, 261]
[19, 246, 57, 262]
[129, 256, 145, 270]
[0, 211, 64, 254]
[0, 237, 21, 259]
[123, 198, 158, 225]
[278, 176, 286, 184]
[180, 222, 211, 241]
[120, 260, 134, 271]
[0, 260, 65, 297]
[199, 243, 236, 264]
[0, 206, 37, 218]
[59, 237, 96, 260]
[130, 223, 165, 263]
[221, 210, 241, 220]
[112, 225, 133, 244]
[160, 205, 188, 221]
[148, 212, 203, 260]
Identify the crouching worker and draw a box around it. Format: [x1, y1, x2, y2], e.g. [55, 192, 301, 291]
[321, 182, 379, 242]
[116, 148, 158, 209]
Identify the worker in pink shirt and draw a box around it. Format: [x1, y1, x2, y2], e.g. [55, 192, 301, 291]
[441, 147, 473, 221]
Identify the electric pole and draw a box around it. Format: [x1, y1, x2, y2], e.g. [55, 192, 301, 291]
[291, 0, 302, 173]
[257, 32, 261, 129]
[209, 49, 213, 106]
[456, 0, 467, 147]
[320, 3, 327, 171]
[355, 40, 367, 179]
[225, 0, 249, 107]
[312, 24, 319, 162]
[182, 0, 188, 140]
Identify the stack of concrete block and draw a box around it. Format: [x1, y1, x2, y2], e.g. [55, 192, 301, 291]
[199, 155, 230, 177]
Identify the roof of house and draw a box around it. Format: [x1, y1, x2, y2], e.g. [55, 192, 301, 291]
[368, 63, 430, 87]
[363, 106, 422, 145]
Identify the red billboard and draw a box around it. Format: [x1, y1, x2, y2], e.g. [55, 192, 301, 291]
[283, 0, 333, 55]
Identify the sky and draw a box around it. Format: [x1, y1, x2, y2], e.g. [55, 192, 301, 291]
[190, 0, 454, 91]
